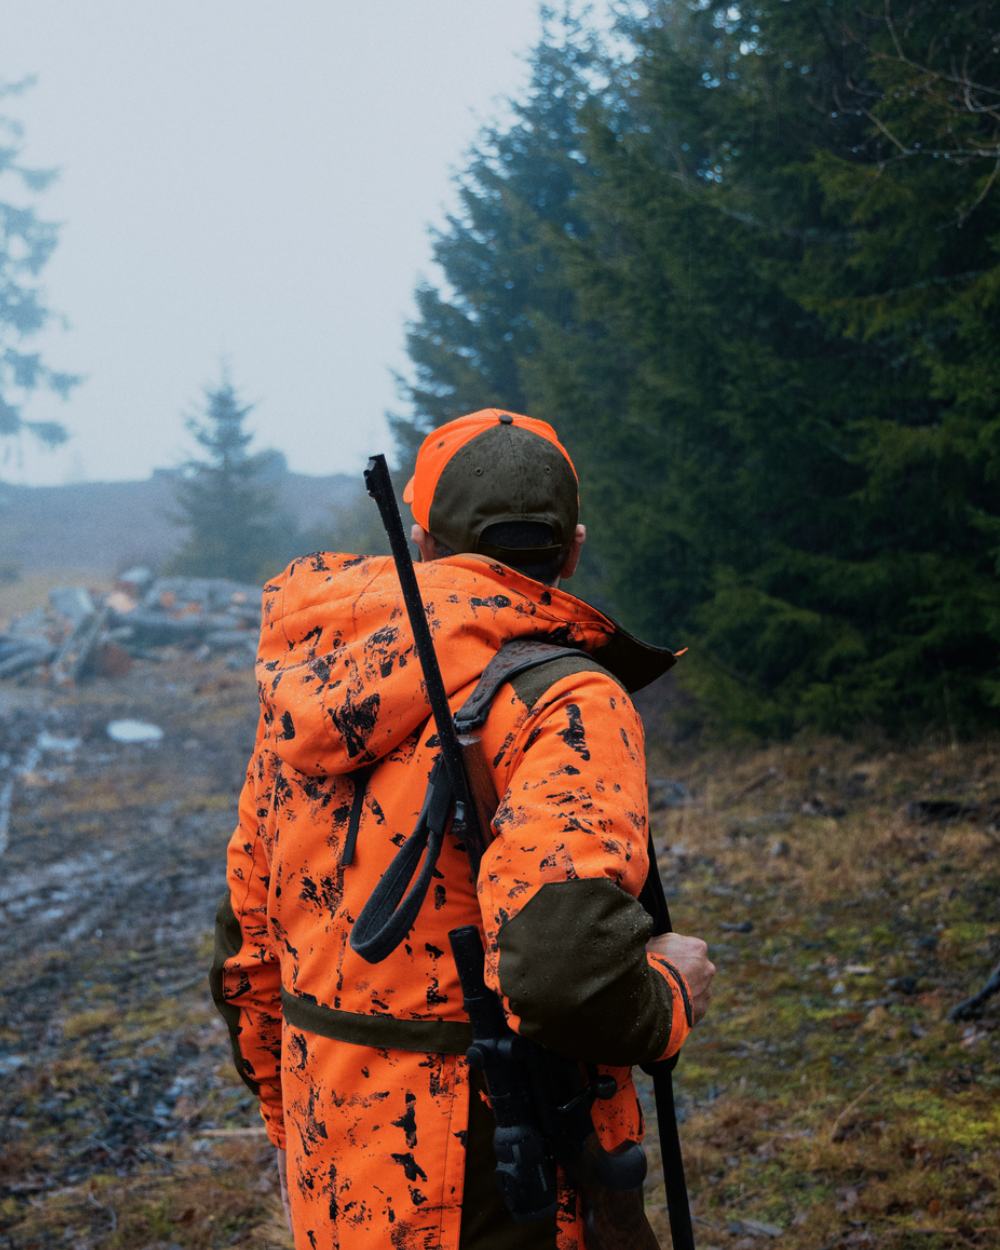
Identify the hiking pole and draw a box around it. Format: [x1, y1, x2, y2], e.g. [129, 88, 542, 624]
[639, 841, 696, 1250]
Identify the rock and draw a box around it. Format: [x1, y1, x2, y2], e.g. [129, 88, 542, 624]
[720, 920, 754, 933]
[906, 799, 980, 824]
[888, 975, 919, 995]
[649, 778, 690, 810]
[107, 719, 164, 745]
[728, 1219, 783, 1239]
[801, 795, 846, 817]
[36, 731, 81, 754]
[769, 837, 791, 858]
[116, 566, 154, 595]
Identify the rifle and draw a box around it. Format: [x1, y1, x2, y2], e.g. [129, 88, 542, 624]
[361, 454, 682, 1250]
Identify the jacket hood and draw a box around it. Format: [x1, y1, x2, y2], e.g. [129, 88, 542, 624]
[256, 551, 675, 777]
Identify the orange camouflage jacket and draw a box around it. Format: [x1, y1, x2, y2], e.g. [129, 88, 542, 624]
[211, 551, 691, 1250]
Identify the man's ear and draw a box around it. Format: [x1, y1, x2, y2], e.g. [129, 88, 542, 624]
[411, 523, 437, 563]
[558, 524, 587, 580]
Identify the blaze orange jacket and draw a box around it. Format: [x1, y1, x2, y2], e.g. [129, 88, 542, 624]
[211, 551, 691, 1250]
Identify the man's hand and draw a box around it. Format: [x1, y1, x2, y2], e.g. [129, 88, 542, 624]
[647, 933, 716, 1025]
[276, 1147, 292, 1235]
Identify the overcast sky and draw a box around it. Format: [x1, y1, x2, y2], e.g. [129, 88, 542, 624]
[2, 1, 546, 485]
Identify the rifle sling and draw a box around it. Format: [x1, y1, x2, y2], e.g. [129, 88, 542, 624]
[349, 641, 590, 965]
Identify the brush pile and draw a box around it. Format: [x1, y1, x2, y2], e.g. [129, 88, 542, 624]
[0, 568, 261, 683]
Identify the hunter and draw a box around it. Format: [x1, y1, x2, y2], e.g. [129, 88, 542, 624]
[210, 409, 716, 1249]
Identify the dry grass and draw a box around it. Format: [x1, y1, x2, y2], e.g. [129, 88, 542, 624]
[640, 735, 1000, 1249]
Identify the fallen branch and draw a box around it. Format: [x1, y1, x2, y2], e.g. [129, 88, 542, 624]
[830, 1078, 884, 1142]
[950, 960, 1000, 1021]
[0, 645, 55, 679]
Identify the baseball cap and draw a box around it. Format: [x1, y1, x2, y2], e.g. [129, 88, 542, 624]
[403, 409, 579, 565]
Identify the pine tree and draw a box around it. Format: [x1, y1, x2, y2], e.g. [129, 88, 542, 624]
[395, 0, 1000, 737]
[0, 76, 79, 461]
[171, 377, 295, 583]
[391, 7, 601, 466]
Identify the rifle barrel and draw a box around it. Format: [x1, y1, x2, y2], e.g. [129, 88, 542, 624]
[364, 455, 472, 811]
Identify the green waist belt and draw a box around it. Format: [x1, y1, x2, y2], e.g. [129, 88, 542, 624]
[280, 987, 473, 1055]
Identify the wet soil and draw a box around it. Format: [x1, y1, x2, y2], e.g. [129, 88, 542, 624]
[0, 657, 270, 1249]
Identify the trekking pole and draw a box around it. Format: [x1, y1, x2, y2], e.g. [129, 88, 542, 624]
[639, 844, 696, 1250]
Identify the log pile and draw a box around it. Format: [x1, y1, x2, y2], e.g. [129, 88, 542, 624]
[0, 568, 261, 683]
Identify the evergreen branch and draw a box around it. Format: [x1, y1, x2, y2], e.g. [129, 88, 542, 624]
[958, 156, 1000, 226]
[862, 107, 912, 156]
[880, 0, 1000, 99]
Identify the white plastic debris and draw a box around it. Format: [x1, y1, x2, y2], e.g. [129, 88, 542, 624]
[106, 719, 164, 745]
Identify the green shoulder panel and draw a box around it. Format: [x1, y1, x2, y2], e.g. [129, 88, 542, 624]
[508, 652, 626, 711]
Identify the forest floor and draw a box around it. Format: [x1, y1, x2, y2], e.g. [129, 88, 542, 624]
[0, 654, 996, 1250]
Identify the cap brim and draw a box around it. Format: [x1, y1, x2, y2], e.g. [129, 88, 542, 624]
[402, 476, 415, 504]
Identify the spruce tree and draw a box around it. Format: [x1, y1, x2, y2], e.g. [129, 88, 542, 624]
[0, 77, 79, 457]
[391, 7, 600, 465]
[395, 0, 1000, 737]
[171, 377, 294, 583]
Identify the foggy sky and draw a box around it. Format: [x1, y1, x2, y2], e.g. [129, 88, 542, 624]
[2, 1, 544, 485]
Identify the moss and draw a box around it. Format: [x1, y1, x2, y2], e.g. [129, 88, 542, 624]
[888, 1089, 1000, 1150]
[939, 920, 994, 948]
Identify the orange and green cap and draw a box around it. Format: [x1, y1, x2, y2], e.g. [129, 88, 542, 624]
[403, 409, 579, 564]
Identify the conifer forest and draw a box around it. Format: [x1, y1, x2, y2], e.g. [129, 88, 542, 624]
[394, 0, 1000, 740]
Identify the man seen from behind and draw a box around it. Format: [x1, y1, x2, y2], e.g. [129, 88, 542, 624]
[210, 409, 716, 1249]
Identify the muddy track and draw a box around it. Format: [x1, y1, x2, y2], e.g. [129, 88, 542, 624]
[0, 658, 260, 1239]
